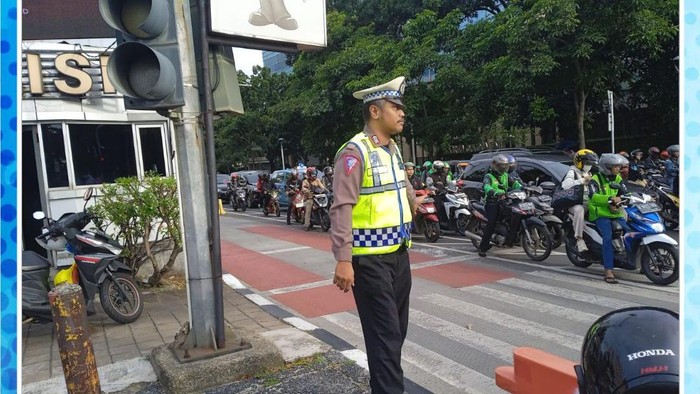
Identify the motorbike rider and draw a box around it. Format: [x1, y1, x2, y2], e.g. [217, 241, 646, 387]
[428, 160, 449, 191]
[506, 155, 523, 184]
[321, 166, 334, 192]
[665, 144, 679, 195]
[258, 173, 274, 210]
[643, 146, 663, 171]
[421, 160, 433, 184]
[628, 149, 645, 182]
[286, 169, 302, 225]
[589, 153, 632, 284]
[302, 167, 327, 231]
[405, 162, 425, 191]
[562, 149, 598, 253]
[478, 154, 522, 257]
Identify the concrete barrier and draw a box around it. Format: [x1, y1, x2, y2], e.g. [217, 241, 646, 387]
[495, 347, 579, 394]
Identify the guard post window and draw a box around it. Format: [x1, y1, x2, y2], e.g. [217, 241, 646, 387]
[69, 124, 137, 185]
[41, 123, 69, 188]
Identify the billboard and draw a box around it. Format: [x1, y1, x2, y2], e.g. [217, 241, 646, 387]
[209, 0, 327, 50]
[22, 0, 113, 40]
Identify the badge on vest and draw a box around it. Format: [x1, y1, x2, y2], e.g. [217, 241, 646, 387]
[371, 135, 380, 145]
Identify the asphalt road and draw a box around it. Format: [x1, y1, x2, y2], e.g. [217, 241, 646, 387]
[218, 207, 679, 394]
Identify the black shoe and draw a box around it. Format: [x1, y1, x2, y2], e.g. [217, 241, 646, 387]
[478, 250, 487, 257]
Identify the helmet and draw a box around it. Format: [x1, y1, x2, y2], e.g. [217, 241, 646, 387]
[491, 154, 509, 175]
[648, 146, 660, 157]
[666, 144, 679, 155]
[323, 166, 334, 177]
[598, 153, 627, 176]
[575, 306, 678, 394]
[660, 150, 670, 160]
[262, 173, 270, 181]
[506, 155, 517, 171]
[631, 149, 643, 159]
[231, 173, 239, 181]
[306, 167, 317, 179]
[423, 161, 432, 171]
[290, 168, 298, 177]
[432, 160, 446, 171]
[573, 149, 599, 170]
[619, 151, 629, 159]
[404, 161, 415, 169]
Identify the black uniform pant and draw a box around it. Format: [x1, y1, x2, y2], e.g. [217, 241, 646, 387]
[479, 202, 500, 252]
[352, 245, 412, 394]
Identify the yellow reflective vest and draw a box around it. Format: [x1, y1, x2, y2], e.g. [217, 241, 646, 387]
[338, 132, 413, 255]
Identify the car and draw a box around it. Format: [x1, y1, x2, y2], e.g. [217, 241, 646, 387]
[216, 174, 231, 203]
[469, 147, 573, 165]
[271, 168, 324, 209]
[458, 157, 571, 201]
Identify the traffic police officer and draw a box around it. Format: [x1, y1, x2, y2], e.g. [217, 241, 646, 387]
[330, 76, 416, 394]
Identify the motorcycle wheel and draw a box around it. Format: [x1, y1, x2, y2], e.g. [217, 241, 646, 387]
[565, 241, 593, 268]
[521, 224, 552, 262]
[275, 203, 281, 217]
[320, 211, 331, 232]
[99, 272, 143, 324]
[241, 201, 246, 212]
[547, 223, 564, 250]
[424, 221, 440, 242]
[466, 217, 483, 250]
[456, 213, 469, 236]
[641, 242, 679, 285]
[263, 206, 269, 216]
[662, 207, 678, 230]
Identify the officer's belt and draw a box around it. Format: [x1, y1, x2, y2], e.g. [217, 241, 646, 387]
[359, 181, 406, 195]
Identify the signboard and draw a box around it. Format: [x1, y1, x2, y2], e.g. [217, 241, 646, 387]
[209, 0, 327, 50]
[22, 0, 113, 40]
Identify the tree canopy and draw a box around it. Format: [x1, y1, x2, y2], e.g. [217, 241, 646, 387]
[215, 0, 678, 170]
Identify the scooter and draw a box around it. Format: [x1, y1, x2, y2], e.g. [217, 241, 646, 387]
[412, 189, 440, 242]
[24, 188, 144, 324]
[523, 183, 564, 249]
[466, 189, 553, 261]
[286, 188, 304, 225]
[231, 186, 248, 212]
[644, 178, 679, 230]
[301, 188, 331, 232]
[563, 186, 678, 285]
[428, 180, 471, 236]
[262, 189, 281, 217]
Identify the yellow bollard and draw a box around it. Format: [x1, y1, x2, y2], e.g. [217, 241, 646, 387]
[218, 199, 225, 215]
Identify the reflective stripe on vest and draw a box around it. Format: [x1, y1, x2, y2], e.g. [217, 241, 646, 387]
[339, 132, 413, 255]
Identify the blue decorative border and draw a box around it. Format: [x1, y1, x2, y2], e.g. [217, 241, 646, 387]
[0, 2, 18, 393]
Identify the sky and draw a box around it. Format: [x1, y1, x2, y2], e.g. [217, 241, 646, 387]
[232, 47, 264, 75]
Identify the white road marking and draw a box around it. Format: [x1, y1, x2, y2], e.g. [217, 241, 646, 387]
[420, 293, 583, 351]
[525, 270, 679, 296]
[245, 294, 273, 306]
[260, 246, 311, 255]
[340, 349, 369, 370]
[268, 279, 334, 295]
[222, 273, 246, 289]
[497, 278, 641, 309]
[283, 317, 318, 331]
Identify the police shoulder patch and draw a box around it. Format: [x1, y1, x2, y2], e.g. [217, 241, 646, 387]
[344, 155, 360, 174]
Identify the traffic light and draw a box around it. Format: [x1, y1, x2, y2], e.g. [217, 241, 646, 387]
[99, 0, 184, 110]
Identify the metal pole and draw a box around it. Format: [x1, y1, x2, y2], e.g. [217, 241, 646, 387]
[198, 0, 226, 349]
[172, 0, 217, 349]
[279, 138, 285, 169]
[49, 284, 100, 394]
[608, 90, 615, 153]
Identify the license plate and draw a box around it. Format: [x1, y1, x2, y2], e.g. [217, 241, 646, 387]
[637, 202, 660, 213]
[426, 207, 435, 213]
[295, 203, 305, 208]
[519, 202, 535, 211]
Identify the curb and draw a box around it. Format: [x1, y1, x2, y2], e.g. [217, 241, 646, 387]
[222, 273, 431, 393]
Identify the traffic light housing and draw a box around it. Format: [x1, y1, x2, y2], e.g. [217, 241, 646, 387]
[99, 0, 184, 110]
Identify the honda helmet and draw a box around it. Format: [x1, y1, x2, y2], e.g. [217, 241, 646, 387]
[491, 154, 509, 175]
[597, 153, 627, 177]
[575, 306, 678, 394]
[574, 149, 599, 170]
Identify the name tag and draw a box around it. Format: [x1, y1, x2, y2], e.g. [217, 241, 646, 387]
[372, 166, 389, 174]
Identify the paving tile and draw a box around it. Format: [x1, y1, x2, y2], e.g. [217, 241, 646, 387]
[109, 344, 140, 356]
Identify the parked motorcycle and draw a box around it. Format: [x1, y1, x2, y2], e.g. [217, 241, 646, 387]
[24, 188, 144, 324]
[262, 189, 281, 217]
[231, 186, 248, 212]
[563, 186, 678, 285]
[643, 178, 679, 230]
[301, 188, 331, 231]
[412, 189, 440, 242]
[428, 180, 471, 236]
[522, 183, 564, 249]
[466, 189, 553, 261]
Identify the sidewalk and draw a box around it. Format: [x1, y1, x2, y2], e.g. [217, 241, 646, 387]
[21, 277, 372, 393]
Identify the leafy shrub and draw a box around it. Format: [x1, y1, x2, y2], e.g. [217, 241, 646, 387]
[90, 174, 183, 286]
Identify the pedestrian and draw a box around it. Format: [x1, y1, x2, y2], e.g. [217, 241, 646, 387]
[329, 76, 416, 394]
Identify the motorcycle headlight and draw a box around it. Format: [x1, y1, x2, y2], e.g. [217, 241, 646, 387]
[651, 222, 665, 232]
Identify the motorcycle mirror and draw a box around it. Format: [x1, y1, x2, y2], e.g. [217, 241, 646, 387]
[83, 187, 94, 201]
[32, 211, 46, 220]
[609, 183, 621, 190]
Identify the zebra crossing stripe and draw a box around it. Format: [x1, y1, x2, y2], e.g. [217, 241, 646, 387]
[323, 312, 498, 394]
[409, 309, 513, 363]
[340, 349, 369, 370]
[497, 278, 642, 309]
[460, 286, 600, 324]
[419, 293, 583, 351]
[525, 270, 679, 297]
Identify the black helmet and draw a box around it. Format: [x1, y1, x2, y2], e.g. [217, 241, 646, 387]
[575, 306, 678, 394]
[648, 146, 660, 157]
[491, 154, 509, 175]
[323, 166, 334, 177]
[631, 149, 643, 159]
[598, 153, 627, 176]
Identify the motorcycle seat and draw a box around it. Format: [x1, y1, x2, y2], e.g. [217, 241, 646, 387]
[471, 201, 486, 214]
[22, 250, 51, 271]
